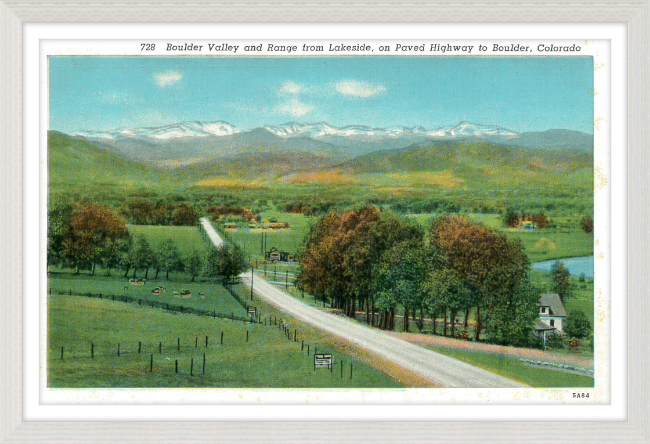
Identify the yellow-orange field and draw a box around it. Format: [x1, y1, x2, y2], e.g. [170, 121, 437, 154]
[279, 169, 356, 185]
[195, 178, 266, 189]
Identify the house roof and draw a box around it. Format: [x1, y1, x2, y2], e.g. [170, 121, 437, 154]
[534, 319, 557, 331]
[539, 293, 567, 317]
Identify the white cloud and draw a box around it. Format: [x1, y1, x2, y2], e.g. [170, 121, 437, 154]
[154, 71, 183, 87]
[277, 99, 314, 117]
[335, 80, 386, 98]
[279, 81, 304, 95]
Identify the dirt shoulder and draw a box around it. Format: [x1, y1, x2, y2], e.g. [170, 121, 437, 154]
[387, 331, 594, 369]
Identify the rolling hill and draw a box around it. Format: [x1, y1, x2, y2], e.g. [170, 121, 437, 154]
[48, 131, 171, 191]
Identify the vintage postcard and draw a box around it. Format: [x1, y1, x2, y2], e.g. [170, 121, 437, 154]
[41, 38, 609, 405]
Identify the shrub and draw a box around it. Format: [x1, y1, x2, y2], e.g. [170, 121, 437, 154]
[545, 333, 566, 350]
[564, 310, 592, 338]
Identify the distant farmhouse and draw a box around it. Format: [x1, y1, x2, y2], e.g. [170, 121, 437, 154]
[535, 293, 567, 336]
[521, 221, 536, 231]
[265, 247, 296, 263]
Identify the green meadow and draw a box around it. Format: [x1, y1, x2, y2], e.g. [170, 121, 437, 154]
[48, 272, 248, 316]
[48, 293, 402, 388]
[427, 346, 594, 388]
[128, 224, 209, 255]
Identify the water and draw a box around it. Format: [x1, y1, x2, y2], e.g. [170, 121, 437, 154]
[531, 256, 594, 279]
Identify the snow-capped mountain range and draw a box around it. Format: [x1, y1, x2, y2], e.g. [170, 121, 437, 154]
[72, 120, 518, 141]
[75, 121, 240, 141]
[65, 120, 592, 167]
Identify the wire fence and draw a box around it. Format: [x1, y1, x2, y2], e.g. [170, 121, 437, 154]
[50, 288, 260, 324]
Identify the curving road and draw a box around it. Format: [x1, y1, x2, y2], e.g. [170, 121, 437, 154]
[240, 271, 524, 388]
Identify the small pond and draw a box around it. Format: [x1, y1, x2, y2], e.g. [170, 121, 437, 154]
[531, 256, 594, 280]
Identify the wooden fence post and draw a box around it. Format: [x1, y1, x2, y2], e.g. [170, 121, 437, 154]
[301, 340, 304, 351]
[203, 353, 206, 375]
[350, 362, 353, 380]
[159, 342, 162, 354]
[191, 358, 194, 376]
[175, 360, 178, 373]
[150, 354, 153, 372]
[177, 338, 180, 351]
[91, 342, 94, 359]
[61, 346, 63, 360]
[117, 343, 120, 357]
[221, 332, 223, 345]
[138, 341, 141, 354]
[246, 331, 249, 342]
[205, 336, 208, 347]
[195, 337, 198, 348]
[307, 345, 310, 355]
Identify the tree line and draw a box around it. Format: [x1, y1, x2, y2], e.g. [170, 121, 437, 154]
[297, 207, 541, 347]
[48, 202, 247, 284]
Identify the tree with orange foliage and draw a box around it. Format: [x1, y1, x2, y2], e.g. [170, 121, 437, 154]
[430, 215, 531, 341]
[298, 207, 381, 317]
[60, 204, 128, 274]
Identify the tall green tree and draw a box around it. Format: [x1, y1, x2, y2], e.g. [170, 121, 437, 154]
[184, 250, 202, 282]
[430, 215, 530, 341]
[486, 280, 539, 346]
[129, 235, 154, 279]
[47, 199, 74, 267]
[426, 268, 472, 337]
[551, 261, 573, 303]
[204, 245, 248, 285]
[158, 238, 183, 280]
[373, 242, 428, 332]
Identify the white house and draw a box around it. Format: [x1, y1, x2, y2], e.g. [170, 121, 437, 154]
[535, 293, 567, 335]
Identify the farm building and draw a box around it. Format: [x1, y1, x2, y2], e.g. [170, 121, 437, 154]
[270, 222, 290, 229]
[521, 221, 536, 231]
[265, 247, 296, 263]
[224, 223, 238, 230]
[535, 293, 567, 335]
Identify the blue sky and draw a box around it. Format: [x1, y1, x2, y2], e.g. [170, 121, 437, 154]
[49, 56, 594, 134]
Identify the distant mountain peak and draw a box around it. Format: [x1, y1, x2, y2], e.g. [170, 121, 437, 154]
[428, 121, 518, 138]
[72, 120, 240, 141]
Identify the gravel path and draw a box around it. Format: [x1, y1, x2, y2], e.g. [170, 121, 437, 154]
[240, 272, 524, 388]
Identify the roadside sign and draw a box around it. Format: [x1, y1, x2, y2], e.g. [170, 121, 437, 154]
[248, 307, 257, 317]
[314, 354, 333, 370]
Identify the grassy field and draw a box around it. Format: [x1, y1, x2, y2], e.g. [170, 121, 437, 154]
[220, 209, 315, 261]
[48, 272, 248, 316]
[128, 224, 209, 256]
[427, 346, 594, 388]
[48, 293, 403, 388]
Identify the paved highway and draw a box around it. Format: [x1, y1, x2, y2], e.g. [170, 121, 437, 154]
[199, 217, 226, 249]
[240, 271, 524, 388]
